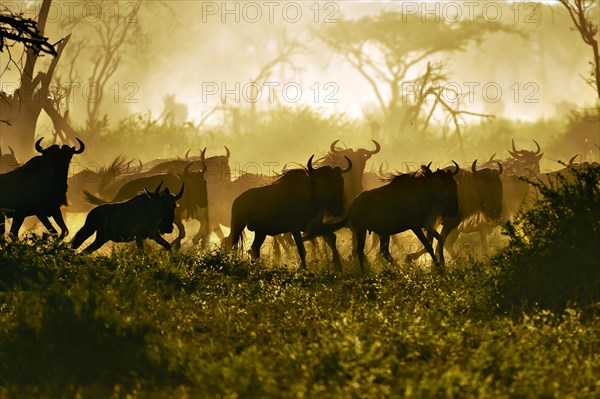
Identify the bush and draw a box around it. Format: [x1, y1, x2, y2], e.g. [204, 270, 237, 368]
[492, 163, 600, 311]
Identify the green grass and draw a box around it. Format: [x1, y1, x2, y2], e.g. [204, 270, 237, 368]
[0, 238, 598, 398]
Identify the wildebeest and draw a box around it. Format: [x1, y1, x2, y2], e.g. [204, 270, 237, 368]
[407, 160, 503, 261]
[0, 137, 85, 239]
[349, 162, 460, 273]
[149, 147, 231, 183]
[224, 155, 352, 268]
[0, 145, 19, 173]
[505, 139, 543, 177]
[72, 182, 184, 253]
[67, 155, 135, 213]
[84, 162, 207, 249]
[318, 140, 380, 205]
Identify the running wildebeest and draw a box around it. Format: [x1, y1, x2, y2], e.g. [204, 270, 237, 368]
[349, 162, 460, 273]
[407, 160, 503, 261]
[72, 182, 184, 253]
[224, 155, 352, 269]
[84, 162, 207, 249]
[0, 137, 85, 239]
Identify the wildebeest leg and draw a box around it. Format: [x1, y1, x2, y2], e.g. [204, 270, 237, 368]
[9, 215, 25, 239]
[379, 234, 395, 266]
[425, 227, 445, 266]
[83, 235, 109, 253]
[50, 208, 69, 240]
[354, 228, 368, 274]
[322, 232, 341, 271]
[71, 222, 96, 250]
[36, 215, 58, 235]
[249, 232, 266, 260]
[291, 231, 307, 270]
[192, 211, 210, 248]
[152, 234, 171, 251]
[171, 216, 185, 250]
[411, 228, 438, 265]
[478, 224, 491, 256]
[368, 233, 379, 253]
[404, 230, 431, 263]
[442, 227, 459, 259]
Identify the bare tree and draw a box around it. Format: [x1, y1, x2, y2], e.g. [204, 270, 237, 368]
[58, 0, 142, 132]
[0, 7, 56, 56]
[0, 0, 77, 159]
[558, 0, 600, 99]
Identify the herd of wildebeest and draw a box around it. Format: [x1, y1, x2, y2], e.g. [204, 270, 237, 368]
[0, 137, 595, 272]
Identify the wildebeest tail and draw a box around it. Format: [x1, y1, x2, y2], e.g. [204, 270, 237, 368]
[82, 190, 109, 205]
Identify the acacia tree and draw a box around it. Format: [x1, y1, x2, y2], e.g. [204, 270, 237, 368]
[558, 0, 599, 99]
[316, 11, 516, 137]
[0, 1, 77, 159]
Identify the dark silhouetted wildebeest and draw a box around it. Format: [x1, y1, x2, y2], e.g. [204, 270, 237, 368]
[225, 155, 352, 268]
[0, 137, 85, 239]
[407, 160, 503, 261]
[72, 182, 184, 253]
[83, 163, 207, 249]
[349, 162, 460, 272]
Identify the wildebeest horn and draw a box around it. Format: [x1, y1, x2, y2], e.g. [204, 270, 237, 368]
[183, 162, 192, 176]
[341, 156, 352, 173]
[533, 139, 541, 155]
[224, 146, 230, 159]
[154, 182, 163, 195]
[307, 154, 316, 172]
[568, 154, 578, 165]
[8, 146, 14, 157]
[175, 183, 185, 200]
[330, 140, 341, 154]
[497, 161, 503, 175]
[200, 147, 207, 162]
[369, 140, 381, 154]
[379, 163, 385, 176]
[471, 159, 478, 173]
[489, 153, 496, 162]
[35, 137, 45, 153]
[184, 149, 191, 159]
[511, 139, 518, 154]
[199, 160, 207, 173]
[73, 138, 85, 154]
[452, 160, 460, 175]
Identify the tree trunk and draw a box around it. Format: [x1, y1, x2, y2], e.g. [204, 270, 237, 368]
[0, 0, 53, 160]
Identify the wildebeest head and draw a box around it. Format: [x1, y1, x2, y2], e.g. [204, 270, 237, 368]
[179, 161, 208, 209]
[424, 161, 460, 219]
[326, 140, 380, 203]
[307, 154, 352, 217]
[472, 159, 503, 221]
[35, 137, 85, 172]
[200, 146, 231, 183]
[506, 139, 543, 176]
[144, 182, 185, 234]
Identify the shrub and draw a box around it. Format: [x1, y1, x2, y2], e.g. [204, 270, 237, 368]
[492, 163, 600, 311]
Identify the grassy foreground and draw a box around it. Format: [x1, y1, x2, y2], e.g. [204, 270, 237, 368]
[0, 238, 598, 398]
